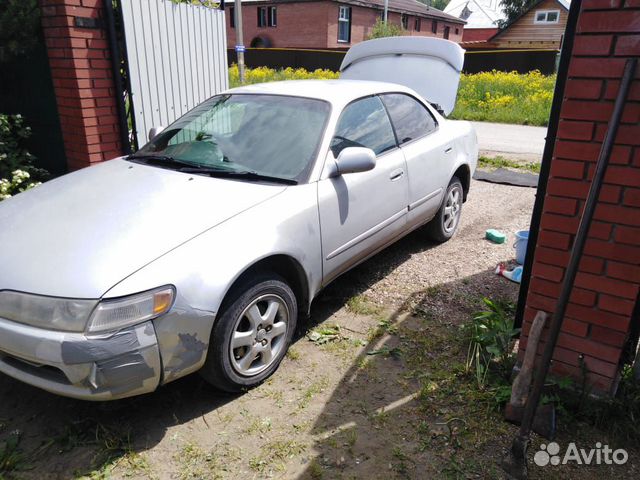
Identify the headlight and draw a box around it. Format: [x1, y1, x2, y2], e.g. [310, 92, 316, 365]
[0, 291, 97, 332]
[87, 286, 175, 334]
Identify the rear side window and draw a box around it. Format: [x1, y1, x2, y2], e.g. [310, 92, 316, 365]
[381, 93, 437, 144]
[331, 96, 396, 157]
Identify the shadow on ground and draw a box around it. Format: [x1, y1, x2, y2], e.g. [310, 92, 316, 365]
[0, 228, 446, 478]
[296, 266, 519, 479]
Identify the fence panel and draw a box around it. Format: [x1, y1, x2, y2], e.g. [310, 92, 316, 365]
[121, 0, 228, 148]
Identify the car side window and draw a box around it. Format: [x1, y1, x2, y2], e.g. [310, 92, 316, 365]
[330, 96, 397, 157]
[380, 93, 438, 144]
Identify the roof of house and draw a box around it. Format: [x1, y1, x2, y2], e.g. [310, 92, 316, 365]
[443, 0, 506, 29]
[225, 0, 466, 24]
[488, 0, 571, 41]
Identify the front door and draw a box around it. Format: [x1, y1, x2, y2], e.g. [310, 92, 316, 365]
[380, 93, 450, 229]
[318, 95, 409, 285]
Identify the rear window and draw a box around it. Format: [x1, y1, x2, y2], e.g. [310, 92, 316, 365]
[381, 93, 437, 144]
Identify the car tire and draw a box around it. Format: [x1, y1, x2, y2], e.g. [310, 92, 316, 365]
[425, 176, 464, 243]
[200, 275, 297, 393]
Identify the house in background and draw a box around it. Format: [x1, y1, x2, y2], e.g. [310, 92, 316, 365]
[443, 0, 505, 42]
[487, 0, 570, 50]
[225, 0, 465, 50]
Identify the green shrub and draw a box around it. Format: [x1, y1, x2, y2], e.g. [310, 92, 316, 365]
[0, 114, 47, 201]
[464, 297, 520, 387]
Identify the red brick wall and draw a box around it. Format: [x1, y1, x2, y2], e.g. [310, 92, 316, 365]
[226, 1, 463, 50]
[520, 0, 640, 394]
[40, 0, 123, 171]
[226, 2, 330, 49]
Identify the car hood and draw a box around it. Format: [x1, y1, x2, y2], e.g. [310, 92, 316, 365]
[0, 159, 286, 298]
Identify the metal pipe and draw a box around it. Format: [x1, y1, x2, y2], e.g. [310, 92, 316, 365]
[234, 0, 246, 84]
[384, 0, 388, 23]
[514, 55, 638, 463]
[104, 0, 132, 154]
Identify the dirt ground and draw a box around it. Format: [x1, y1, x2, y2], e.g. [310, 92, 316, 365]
[1, 179, 638, 479]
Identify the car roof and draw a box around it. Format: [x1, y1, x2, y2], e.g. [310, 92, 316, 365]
[225, 79, 419, 108]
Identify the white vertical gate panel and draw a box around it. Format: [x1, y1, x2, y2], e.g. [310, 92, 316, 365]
[121, 0, 228, 148]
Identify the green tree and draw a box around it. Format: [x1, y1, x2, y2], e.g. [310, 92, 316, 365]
[367, 19, 404, 40]
[499, 0, 538, 26]
[0, 0, 40, 62]
[417, 0, 451, 11]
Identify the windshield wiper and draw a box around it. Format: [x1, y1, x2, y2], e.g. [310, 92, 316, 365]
[127, 154, 196, 170]
[179, 166, 298, 185]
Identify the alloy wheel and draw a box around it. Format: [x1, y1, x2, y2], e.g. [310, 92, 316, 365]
[229, 294, 289, 376]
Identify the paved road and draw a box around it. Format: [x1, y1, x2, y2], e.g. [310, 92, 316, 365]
[472, 121, 547, 162]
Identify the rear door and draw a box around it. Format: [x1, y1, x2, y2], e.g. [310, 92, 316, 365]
[318, 96, 408, 285]
[380, 93, 452, 228]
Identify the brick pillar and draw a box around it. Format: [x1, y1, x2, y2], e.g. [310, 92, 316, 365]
[40, 0, 124, 171]
[520, 0, 640, 395]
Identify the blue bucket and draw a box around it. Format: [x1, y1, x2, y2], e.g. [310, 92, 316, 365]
[514, 230, 529, 265]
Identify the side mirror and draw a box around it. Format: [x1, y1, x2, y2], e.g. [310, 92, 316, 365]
[334, 147, 376, 175]
[148, 126, 165, 141]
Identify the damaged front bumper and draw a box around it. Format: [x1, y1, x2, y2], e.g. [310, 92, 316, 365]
[0, 317, 161, 401]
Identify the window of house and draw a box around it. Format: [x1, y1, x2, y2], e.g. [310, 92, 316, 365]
[534, 10, 560, 24]
[431, 20, 437, 34]
[455, 27, 459, 35]
[230, 7, 235, 28]
[258, 6, 267, 27]
[258, 6, 277, 27]
[330, 96, 396, 157]
[269, 6, 277, 27]
[338, 6, 352, 43]
[415, 17, 421, 31]
[401, 14, 409, 30]
[444, 26, 450, 39]
[380, 93, 437, 144]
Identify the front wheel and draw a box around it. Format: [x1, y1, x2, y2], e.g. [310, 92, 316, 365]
[200, 276, 297, 392]
[425, 177, 464, 243]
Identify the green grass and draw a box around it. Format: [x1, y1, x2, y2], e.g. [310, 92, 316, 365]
[478, 155, 541, 173]
[229, 66, 555, 127]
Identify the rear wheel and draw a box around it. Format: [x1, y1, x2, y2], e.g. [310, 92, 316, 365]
[200, 275, 297, 392]
[425, 176, 464, 243]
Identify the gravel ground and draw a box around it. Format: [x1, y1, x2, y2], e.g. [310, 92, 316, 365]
[326, 178, 536, 308]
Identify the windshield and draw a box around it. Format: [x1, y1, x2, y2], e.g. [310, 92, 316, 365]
[132, 94, 330, 183]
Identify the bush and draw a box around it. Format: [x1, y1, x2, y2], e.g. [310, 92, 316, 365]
[0, 114, 47, 201]
[450, 70, 556, 126]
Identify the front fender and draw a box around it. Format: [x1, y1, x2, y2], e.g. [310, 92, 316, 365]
[102, 184, 321, 384]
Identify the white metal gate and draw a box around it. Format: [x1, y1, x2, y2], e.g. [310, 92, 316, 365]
[121, 0, 228, 148]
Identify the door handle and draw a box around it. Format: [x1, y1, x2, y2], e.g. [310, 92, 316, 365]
[389, 169, 404, 181]
[444, 146, 453, 154]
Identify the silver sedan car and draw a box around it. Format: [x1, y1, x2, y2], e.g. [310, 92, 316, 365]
[0, 38, 477, 400]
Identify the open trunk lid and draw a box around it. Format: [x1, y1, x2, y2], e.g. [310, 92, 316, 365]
[339, 36, 465, 115]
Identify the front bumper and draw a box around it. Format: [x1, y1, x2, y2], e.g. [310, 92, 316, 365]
[0, 317, 161, 401]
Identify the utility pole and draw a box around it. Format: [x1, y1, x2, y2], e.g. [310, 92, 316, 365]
[234, 0, 246, 84]
[383, 0, 388, 22]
